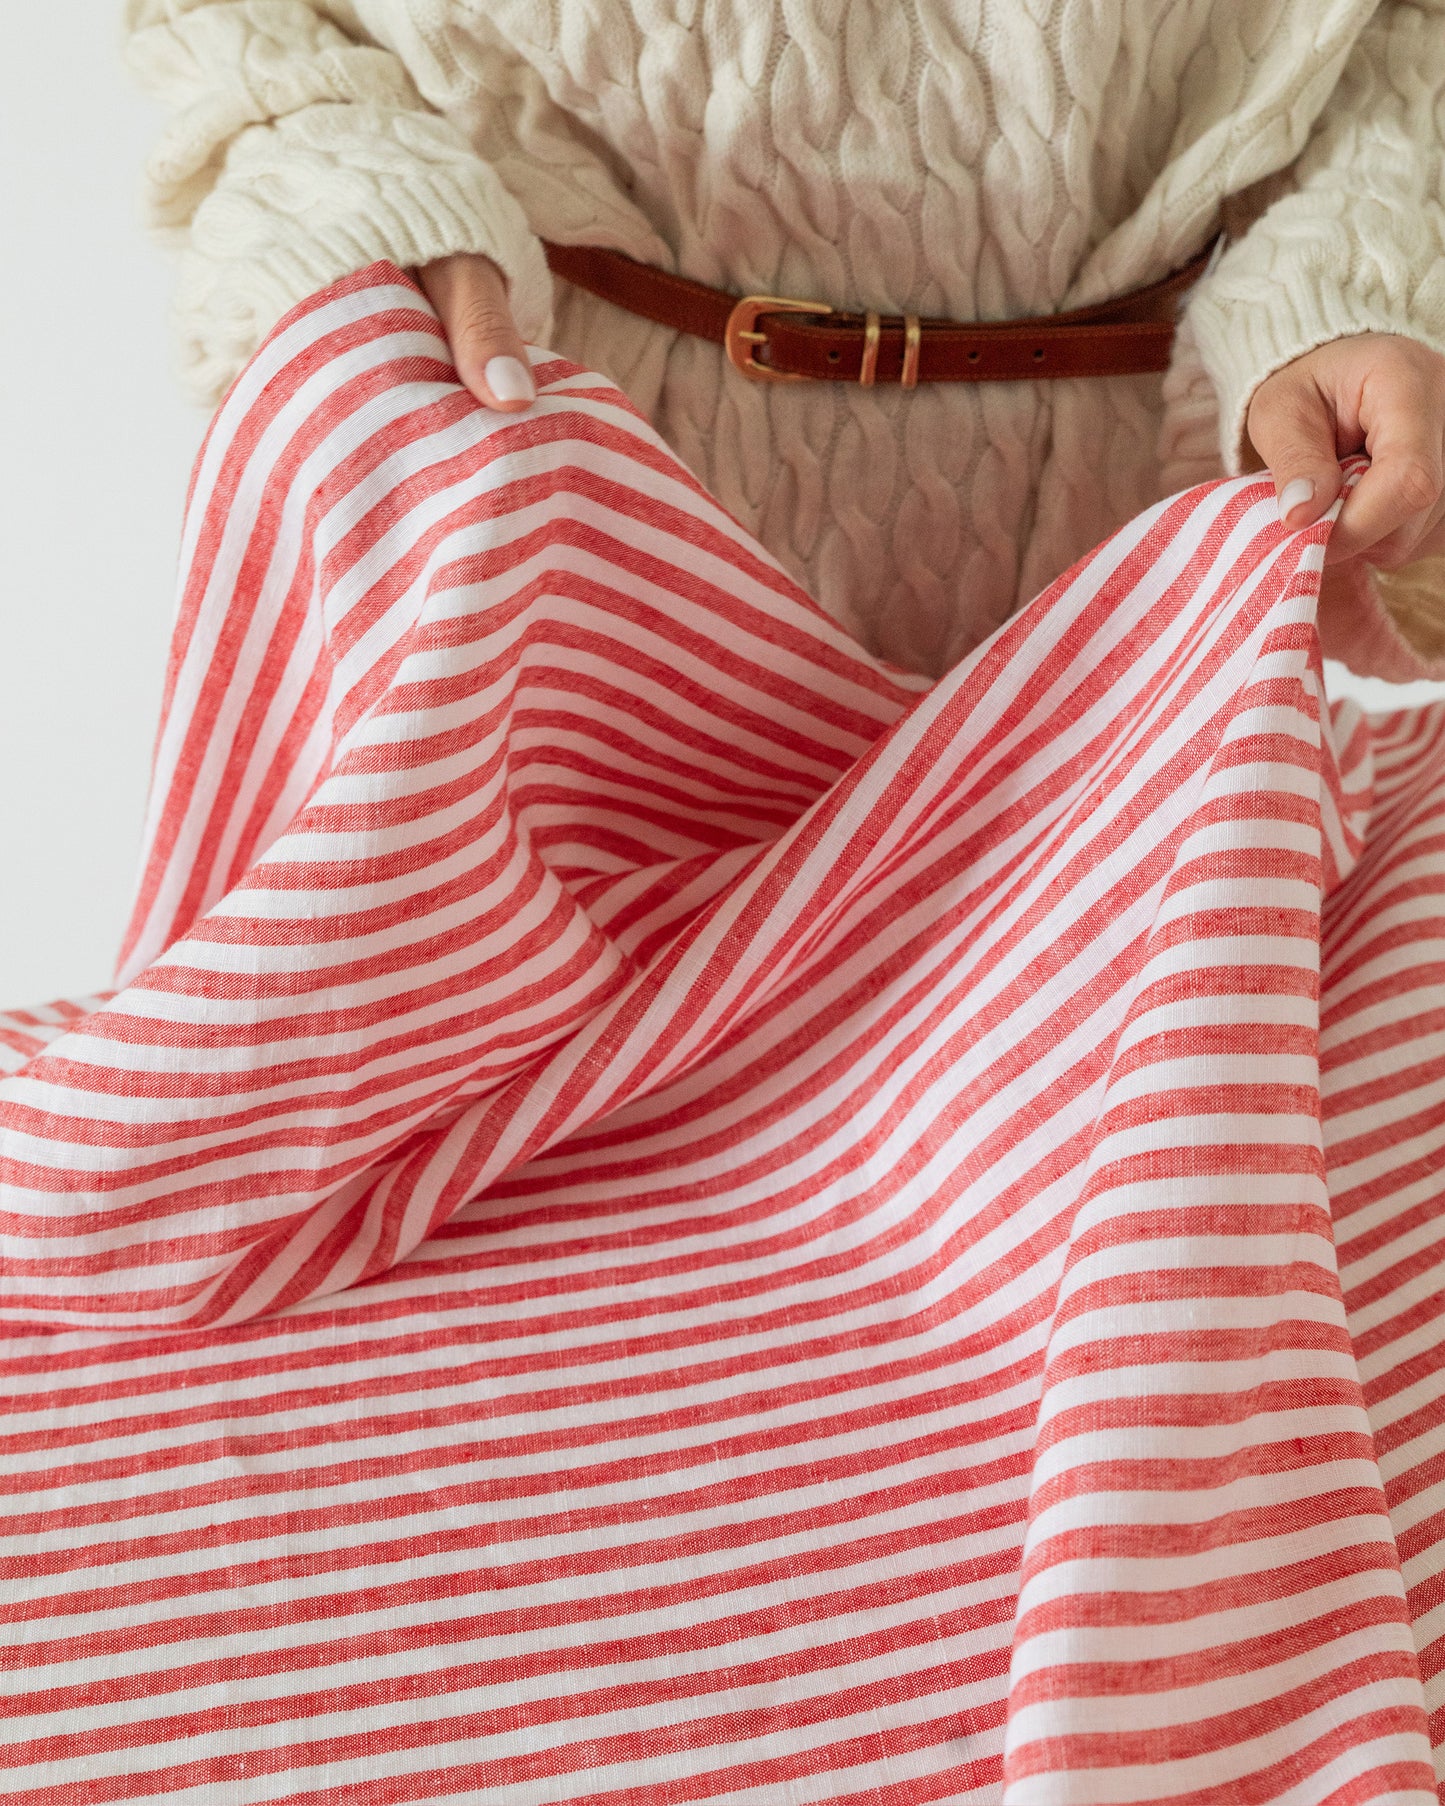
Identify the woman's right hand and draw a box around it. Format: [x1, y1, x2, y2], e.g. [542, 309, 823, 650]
[413, 251, 537, 412]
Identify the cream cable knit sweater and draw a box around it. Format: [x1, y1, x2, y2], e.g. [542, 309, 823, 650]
[122, 0, 1445, 680]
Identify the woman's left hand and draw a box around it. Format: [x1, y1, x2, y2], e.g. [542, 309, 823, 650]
[1245, 332, 1445, 570]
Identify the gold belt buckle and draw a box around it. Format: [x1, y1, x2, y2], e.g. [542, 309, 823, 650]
[724, 294, 833, 382]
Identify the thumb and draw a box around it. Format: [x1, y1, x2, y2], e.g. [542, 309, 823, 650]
[1244, 370, 1345, 530]
[415, 252, 536, 413]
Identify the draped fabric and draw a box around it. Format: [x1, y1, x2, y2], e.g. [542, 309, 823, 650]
[3, 261, 1445, 1803]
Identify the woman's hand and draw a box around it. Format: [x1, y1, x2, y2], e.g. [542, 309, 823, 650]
[1245, 333, 1445, 569]
[412, 251, 537, 411]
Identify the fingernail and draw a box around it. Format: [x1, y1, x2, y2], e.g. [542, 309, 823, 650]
[484, 355, 535, 404]
[1277, 477, 1315, 523]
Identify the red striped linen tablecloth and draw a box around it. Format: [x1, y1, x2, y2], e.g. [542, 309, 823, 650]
[2, 260, 1444, 1805]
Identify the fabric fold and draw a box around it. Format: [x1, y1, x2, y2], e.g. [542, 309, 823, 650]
[3, 262, 1445, 1804]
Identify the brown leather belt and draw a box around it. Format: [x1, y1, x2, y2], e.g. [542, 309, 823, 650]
[541, 233, 1222, 386]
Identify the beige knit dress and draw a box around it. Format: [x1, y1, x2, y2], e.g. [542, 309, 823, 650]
[122, 0, 1445, 679]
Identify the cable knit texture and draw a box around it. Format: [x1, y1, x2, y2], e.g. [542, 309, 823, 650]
[122, 0, 1445, 680]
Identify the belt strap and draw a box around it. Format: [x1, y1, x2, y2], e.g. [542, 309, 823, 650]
[541, 235, 1222, 384]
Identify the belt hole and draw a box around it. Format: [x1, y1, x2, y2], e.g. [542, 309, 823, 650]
[1033, 348, 1044, 361]
[827, 349, 840, 363]
[967, 350, 980, 363]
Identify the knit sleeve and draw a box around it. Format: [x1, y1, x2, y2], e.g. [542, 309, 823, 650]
[1183, 0, 1445, 480]
[122, 0, 554, 408]
[1180, 0, 1445, 684]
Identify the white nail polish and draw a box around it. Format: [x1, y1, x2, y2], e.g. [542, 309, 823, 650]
[1277, 477, 1315, 522]
[484, 355, 535, 404]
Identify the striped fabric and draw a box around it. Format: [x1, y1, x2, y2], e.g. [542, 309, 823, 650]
[2, 261, 1445, 1804]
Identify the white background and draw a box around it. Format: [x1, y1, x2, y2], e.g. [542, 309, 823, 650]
[1, 9, 1441, 1008]
[0, 11, 206, 1008]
